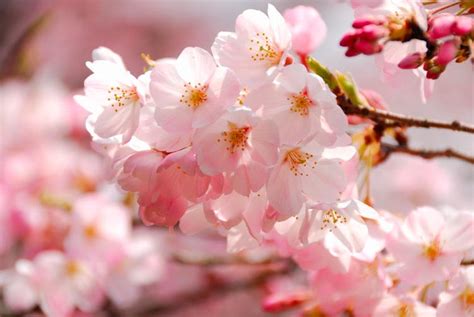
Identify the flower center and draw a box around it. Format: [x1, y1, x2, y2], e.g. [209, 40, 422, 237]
[284, 148, 316, 176]
[107, 85, 139, 112]
[180, 82, 208, 109]
[320, 209, 348, 231]
[65, 261, 81, 277]
[84, 225, 97, 239]
[461, 287, 474, 307]
[423, 240, 441, 261]
[289, 91, 312, 116]
[218, 122, 250, 153]
[397, 304, 414, 317]
[248, 32, 282, 66]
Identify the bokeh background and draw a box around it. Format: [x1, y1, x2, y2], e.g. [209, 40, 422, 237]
[0, 0, 472, 315]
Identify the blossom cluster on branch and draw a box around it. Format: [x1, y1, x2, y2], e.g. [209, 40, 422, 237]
[1, 1, 473, 317]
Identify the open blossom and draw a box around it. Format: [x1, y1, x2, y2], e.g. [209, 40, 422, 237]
[373, 294, 436, 317]
[437, 267, 474, 317]
[78, 48, 146, 143]
[267, 140, 355, 219]
[212, 4, 291, 88]
[193, 109, 279, 195]
[246, 64, 347, 146]
[386, 207, 474, 285]
[283, 6, 326, 56]
[9, 251, 104, 317]
[149, 47, 240, 133]
[64, 194, 131, 262]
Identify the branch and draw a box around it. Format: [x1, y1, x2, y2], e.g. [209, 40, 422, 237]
[381, 143, 474, 164]
[337, 96, 474, 134]
[462, 259, 474, 265]
[171, 253, 283, 267]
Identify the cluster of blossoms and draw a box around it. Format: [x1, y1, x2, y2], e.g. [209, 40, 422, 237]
[341, 0, 474, 80]
[73, 3, 474, 317]
[0, 79, 166, 316]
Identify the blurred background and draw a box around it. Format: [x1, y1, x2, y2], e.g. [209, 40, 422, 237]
[0, 0, 472, 315]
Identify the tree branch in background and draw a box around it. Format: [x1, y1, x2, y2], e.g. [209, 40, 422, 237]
[381, 143, 474, 164]
[338, 96, 474, 134]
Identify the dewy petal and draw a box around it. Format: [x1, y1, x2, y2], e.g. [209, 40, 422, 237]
[176, 47, 216, 85]
[267, 4, 292, 50]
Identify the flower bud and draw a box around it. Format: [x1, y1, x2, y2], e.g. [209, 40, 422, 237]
[398, 52, 425, 69]
[452, 16, 473, 36]
[428, 14, 456, 40]
[437, 40, 458, 66]
[284, 6, 327, 55]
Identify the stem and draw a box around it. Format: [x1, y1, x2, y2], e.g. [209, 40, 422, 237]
[381, 143, 474, 164]
[337, 96, 474, 134]
[430, 1, 461, 14]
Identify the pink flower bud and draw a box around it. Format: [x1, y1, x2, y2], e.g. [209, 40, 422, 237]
[437, 40, 458, 66]
[428, 14, 456, 40]
[452, 16, 473, 36]
[345, 47, 361, 57]
[354, 40, 381, 55]
[398, 52, 425, 69]
[360, 25, 388, 41]
[352, 15, 386, 28]
[284, 6, 327, 55]
[340, 32, 357, 47]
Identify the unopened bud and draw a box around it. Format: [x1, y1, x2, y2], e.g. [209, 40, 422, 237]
[398, 52, 425, 69]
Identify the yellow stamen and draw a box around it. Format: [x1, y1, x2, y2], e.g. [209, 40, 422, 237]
[217, 122, 250, 153]
[288, 91, 312, 116]
[284, 148, 316, 176]
[179, 82, 208, 109]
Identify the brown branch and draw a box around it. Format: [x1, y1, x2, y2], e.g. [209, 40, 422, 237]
[462, 259, 474, 265]
[171, 253, 283, 267]
[337, 96, 474, 134]
[380, 143, 474, 164]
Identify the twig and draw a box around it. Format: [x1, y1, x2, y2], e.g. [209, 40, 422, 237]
[380, 143, 474, 164]
[337, 96, 474, 134]
[430, 1, 461, 15]
[461, 259, 474, 265]
[172, 253, 283, 267]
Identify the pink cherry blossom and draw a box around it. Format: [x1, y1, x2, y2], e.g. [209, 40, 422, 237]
[211, 4, 292, 88]
[283, 6, 326, 56]
[386, 207, 474, 286]
[64, 194, 131, 263]
[149, 47, 240, 133]
[437, 267, 474, 317]
[33, 251, 104, 317]
[193, 109, 279, 194]
[373, 294, 436, 317]
[246, 64, 347, 145]
[266, 139, 355, 219]
[77, 48, 146, 144]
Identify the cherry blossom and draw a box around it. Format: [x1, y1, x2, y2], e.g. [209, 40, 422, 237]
[386, 206, 474, 286]
[246, 63, 347, 145]
[266, 139, 355, 219]
[78, 48, 146, 143]
[212, 4, 292, 88]
[149, 47, 240, 133]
